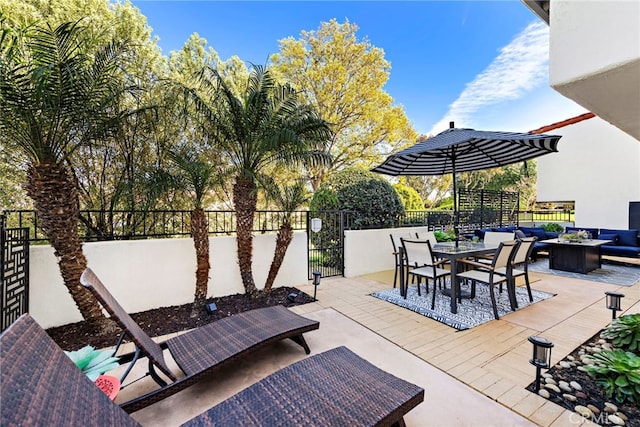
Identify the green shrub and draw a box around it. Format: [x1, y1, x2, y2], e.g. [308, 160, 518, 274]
[542, 223, 564, 232]
[311, 167, 404, 228]
[434, 230, 455, 242]
[584, 349, 640, 405]
[602, 314, 640, 352]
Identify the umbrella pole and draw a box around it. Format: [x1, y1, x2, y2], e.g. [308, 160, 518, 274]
[453, 170, 459, 248]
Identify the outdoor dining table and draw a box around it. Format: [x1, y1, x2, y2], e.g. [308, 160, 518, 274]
[431, 241, 499, 314]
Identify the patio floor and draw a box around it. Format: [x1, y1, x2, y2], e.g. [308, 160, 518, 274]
[126, 267, 640, 426]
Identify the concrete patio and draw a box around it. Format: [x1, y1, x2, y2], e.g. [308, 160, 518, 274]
[121, 266, 639, 426]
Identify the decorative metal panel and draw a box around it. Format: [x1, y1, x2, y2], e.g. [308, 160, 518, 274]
[1, 217, 30, 332]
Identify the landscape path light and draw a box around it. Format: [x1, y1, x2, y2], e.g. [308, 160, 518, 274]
[528, 336, 554, 392]
[312, 271, 321, 301]
[605, 291, 624, 319]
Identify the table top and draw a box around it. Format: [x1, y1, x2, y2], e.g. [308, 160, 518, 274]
[432, 241, 499, 257]
[540, 238, 611, 247]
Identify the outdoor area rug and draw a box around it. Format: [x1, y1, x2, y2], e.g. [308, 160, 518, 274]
[527, 260, 640, 287]
[371, 283, 555, 331]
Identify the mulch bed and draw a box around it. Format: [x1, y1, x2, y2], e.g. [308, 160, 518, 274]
[46, 287, 314, 351]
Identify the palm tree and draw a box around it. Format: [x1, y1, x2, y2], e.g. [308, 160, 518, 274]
[186, 65, 332, 296]
[0, 20, 130, 325]
[261, 178, 309, 293]
[168, 146, 222, 316]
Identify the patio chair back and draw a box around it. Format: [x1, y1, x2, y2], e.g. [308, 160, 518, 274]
[401, 238, 438, 267]
[415, 231, 438, 246]
[80, 268, 176, 381]
[513, 237, 537, 265]
[492, 240, 519, 270]
[0, 314, 140, 426]
[484, 231, 516, 246]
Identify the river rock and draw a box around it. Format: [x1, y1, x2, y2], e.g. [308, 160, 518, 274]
[545, 377, 557, 385]
[544, 384, 561, 393]
[575, 391, 587, 399]
[559, 382, 573, 393]
[542, 373, 552, 379]
[577, 366, 588, 372]
[608, 415, 625, 426]
[567, 355, 575, 361]
[616, 412, 628, 421]
[587, 404, 600, 414]
[604, 403, 618, 413]
[563, 394, 577, 402]
[538, 389, 550, 399]
[570, 381, 582, 391]
[559, 361, 572, 368]
[574, 405, 593, 418]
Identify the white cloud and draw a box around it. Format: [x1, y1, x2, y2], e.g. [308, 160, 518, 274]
[429, 21, 550, 134]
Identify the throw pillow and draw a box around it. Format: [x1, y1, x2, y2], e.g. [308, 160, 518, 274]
[514, 230, 527, 240]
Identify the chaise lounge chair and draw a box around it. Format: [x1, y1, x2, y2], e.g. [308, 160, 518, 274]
[1, 314, 425, 426]
[79, 267, 320, 412]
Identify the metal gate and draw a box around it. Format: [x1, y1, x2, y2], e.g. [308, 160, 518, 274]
[1, 214, 30, 332]
[307, 211, 346, 279]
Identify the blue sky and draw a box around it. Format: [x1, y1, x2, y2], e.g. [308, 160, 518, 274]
[130, 1, 588, 136]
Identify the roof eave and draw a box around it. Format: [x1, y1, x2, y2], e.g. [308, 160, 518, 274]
[522, 0, 550, 25]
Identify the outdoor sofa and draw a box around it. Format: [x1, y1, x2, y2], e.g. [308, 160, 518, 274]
[0, 314, 425, 426]
[566, 226, 640, 259]
[476, 226, 640, 261]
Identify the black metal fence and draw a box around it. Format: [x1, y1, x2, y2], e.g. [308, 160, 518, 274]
[1, 214, 30, 332]
[2, 209, 308, 243]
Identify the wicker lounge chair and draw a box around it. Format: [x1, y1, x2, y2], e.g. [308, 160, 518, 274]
[79, 267, 320, 412]
[1, 314, 425, 426]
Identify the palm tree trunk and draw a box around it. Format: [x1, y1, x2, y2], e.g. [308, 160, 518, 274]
[233, 175, 258, 296]
[25, 162, 107, 324]
[190, 208, 210, 317]
[263, 222, 293, 292]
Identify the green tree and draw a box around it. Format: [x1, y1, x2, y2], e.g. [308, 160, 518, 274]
[0, 20, 131, 325]
[184, 65, 332, 296]
[260, 177, 308, 293]
[393, 178, 424, 210]
[271, 19, 417, 190]
[168, 146, 222, 316]
[1, 0, 173, 235]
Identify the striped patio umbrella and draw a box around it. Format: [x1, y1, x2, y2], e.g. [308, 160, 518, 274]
[372, 123, 562, 243]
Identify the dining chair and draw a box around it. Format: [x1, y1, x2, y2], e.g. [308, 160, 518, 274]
[456, 240, 520, 319]
[390, 232, 414, 288]
[476, 231, 517, 264]
[415, 230, 438, 246]
[498, 236, 537, 306]
[400, 238, 450, 308]
[483, 231, 516, 245]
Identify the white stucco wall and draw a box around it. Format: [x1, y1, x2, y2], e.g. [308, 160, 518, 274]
[549, 0, 639, 86]
[30, 233, 308, 328]
[548, 0, 640, 140]
[537, 116, 640, 229]
[343, 226, 428, 278]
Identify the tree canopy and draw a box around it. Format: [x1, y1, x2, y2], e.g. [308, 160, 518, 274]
[271, 19, 417, 190]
